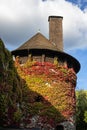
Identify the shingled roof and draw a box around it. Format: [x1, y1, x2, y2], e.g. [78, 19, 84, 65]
[12, 32, 80, 73]
[15, 32, 59, 52]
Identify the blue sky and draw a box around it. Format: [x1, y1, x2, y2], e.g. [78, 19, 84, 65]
[0, 0, 87, 90]
[67, 49, 87, 90]
[66, 0, 87, 10]
[65, 0, 87, 90]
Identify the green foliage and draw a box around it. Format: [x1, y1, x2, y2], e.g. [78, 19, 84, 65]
[84, 111, 87, 123]
[76, 90, 87, 129]
[13, 109, 22, 122]
[0, 39, 25, 127]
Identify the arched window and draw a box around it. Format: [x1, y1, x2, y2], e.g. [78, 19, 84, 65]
[55, 125, 64, 130]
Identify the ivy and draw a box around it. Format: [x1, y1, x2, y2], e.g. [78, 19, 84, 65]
[14, 57, 77, 121]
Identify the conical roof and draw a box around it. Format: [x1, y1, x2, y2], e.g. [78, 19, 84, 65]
[15, 32, 58, 51]
[12, 32, 80, 73]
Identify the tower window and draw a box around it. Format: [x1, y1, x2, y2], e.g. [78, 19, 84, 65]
[35, 95, 42, 102]
[55, 125, 64, 130]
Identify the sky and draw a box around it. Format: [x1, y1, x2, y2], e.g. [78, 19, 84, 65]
[0, 0, 87, 90]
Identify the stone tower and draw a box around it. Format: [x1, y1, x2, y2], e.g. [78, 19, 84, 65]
[12, 16, 80, 130]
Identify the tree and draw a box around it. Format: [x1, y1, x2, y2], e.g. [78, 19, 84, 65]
[84, 111, 87, 123]
[0, 39, 23, 127]
[76, 90, 87, 129]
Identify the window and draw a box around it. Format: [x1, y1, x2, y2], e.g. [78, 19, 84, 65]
[55, 125, 64, 130]
[35, 95, 42, 102]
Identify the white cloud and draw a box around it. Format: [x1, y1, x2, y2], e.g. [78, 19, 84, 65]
[0, 0, 87, 51]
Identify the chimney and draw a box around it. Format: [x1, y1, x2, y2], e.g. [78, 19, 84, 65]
[48, 16, 63, 51]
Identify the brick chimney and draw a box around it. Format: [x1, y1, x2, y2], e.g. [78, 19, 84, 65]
[48, 16, 63, 51]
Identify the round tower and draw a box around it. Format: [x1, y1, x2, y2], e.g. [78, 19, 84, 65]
[11, 16, 80, 130]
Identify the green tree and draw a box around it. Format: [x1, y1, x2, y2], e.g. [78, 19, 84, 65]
[84, 111, 87, 123]
[76, 90, 87, 129]
[0, 39, 23, 127]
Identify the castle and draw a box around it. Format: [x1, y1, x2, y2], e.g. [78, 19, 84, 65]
[12, 16, 80, 130]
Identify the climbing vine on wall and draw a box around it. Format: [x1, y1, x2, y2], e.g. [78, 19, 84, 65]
[15, 57, 77, 120]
